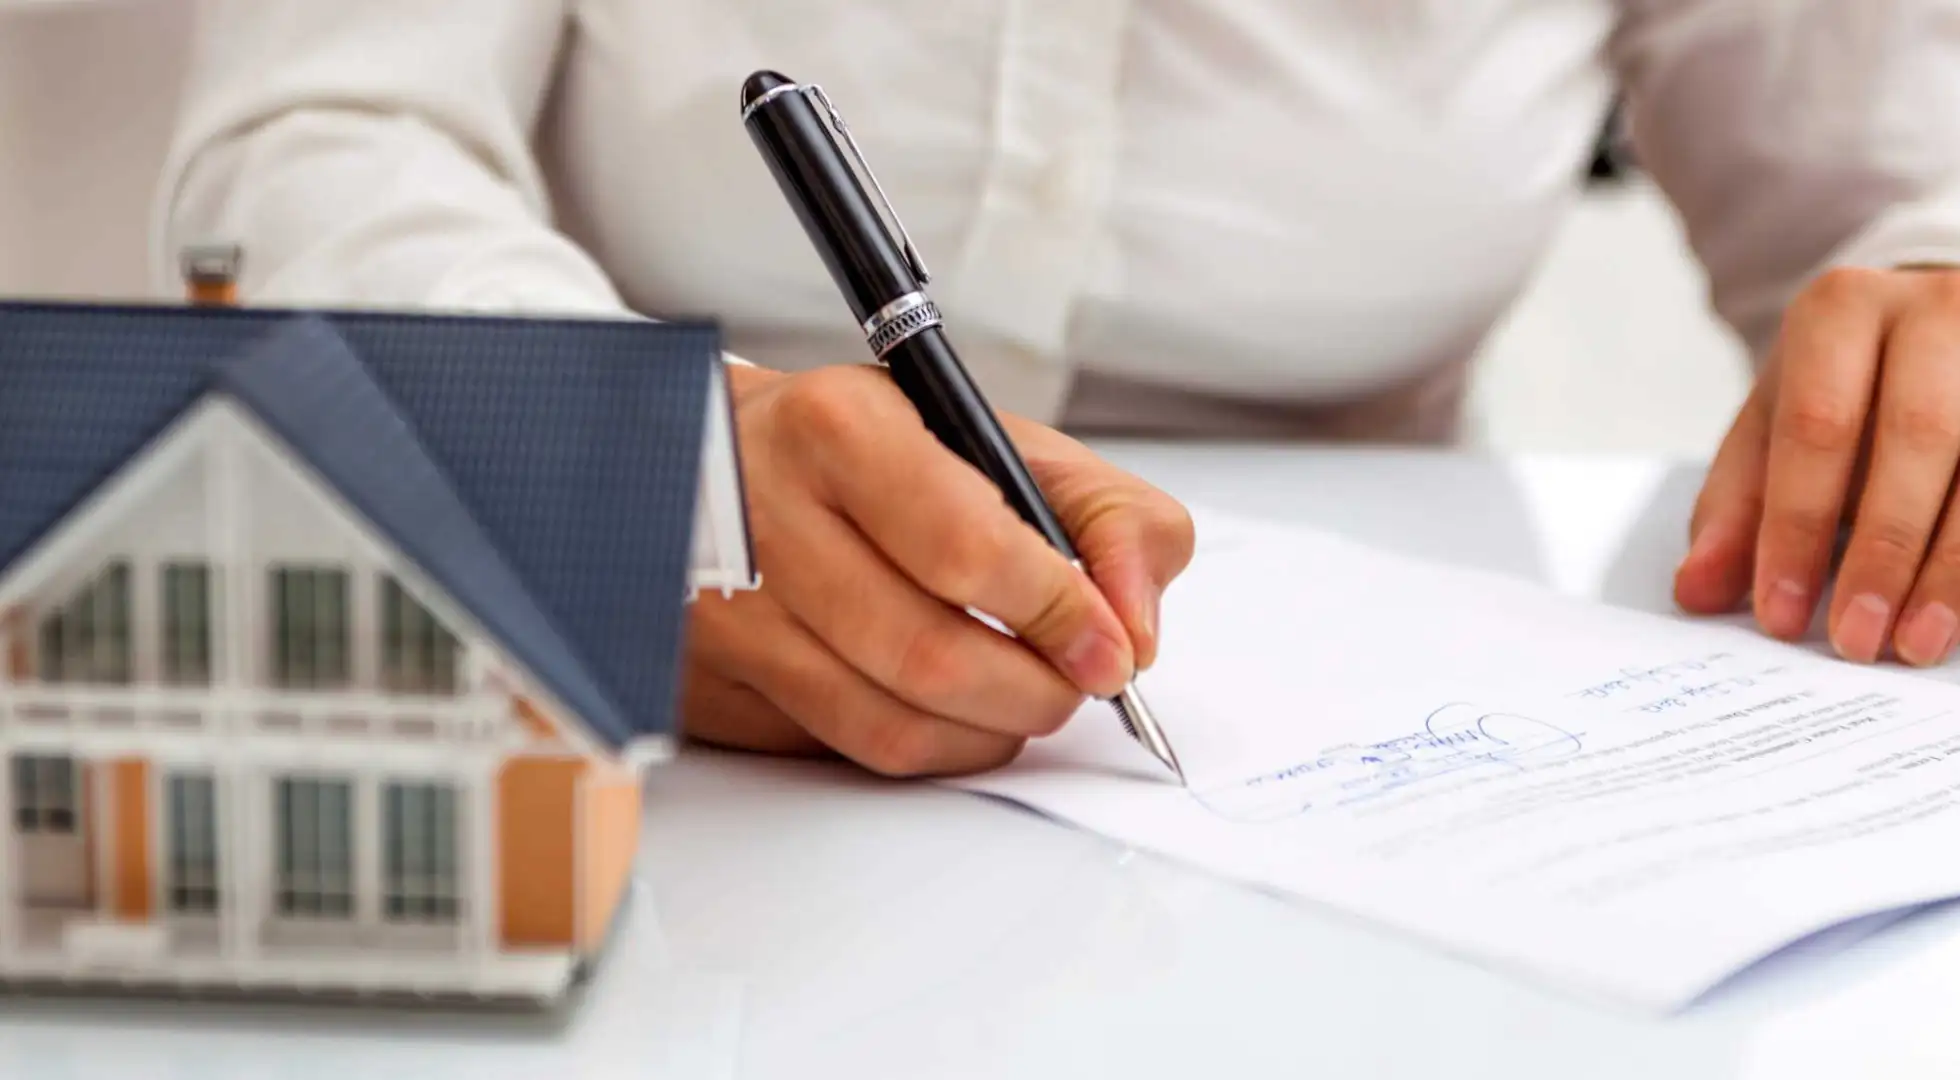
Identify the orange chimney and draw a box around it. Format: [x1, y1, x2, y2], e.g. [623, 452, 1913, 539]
[180, 243, 243, 306]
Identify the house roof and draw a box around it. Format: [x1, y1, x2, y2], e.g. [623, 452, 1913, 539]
[0, 301, 723, 751]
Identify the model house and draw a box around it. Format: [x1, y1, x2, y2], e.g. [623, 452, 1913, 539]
[0, 300, 753, 1004]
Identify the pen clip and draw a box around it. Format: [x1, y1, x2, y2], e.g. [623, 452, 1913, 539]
[801, 84, 932, 286]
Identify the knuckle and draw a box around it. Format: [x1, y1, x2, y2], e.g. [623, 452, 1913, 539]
[1850, 513, 1928, 571]
[1020, 574, 1088, 644]
[858, 717, 939, 778]
[891, 626, 973, 704]
[1779, 397, 1864, 455]
[1806, 266, 1882, 311]
[1926, 271, 1960, 311]
[1886, 400, 1960, 454]
[1765, 503, 1840, 548]
[775, 369, 863, 446]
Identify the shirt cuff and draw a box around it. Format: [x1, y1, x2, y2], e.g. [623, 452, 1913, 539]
[420, 240, 637, 319]
[1826, 184, 1960, 272]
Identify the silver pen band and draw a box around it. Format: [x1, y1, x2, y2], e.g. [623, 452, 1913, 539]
[739, 80, 802, 122]
[862, 290, 943, 358]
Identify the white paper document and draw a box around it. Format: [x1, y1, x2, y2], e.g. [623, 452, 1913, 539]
[952, 514, 1960, 1011]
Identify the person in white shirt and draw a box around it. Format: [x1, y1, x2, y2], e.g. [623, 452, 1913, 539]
[157, 0, 1960, 776]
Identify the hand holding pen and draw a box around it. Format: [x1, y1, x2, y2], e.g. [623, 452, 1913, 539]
[669, 74, 1195, 781]
[736, 70, 1190, 780]
[685, 361, 1192, 778]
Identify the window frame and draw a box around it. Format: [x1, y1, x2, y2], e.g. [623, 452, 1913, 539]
[379, 575, 462, 696]
[272, 775, 355, 919]
[160, 561, 214, 687]
[268, 565, 351, 690]
[382, 780, 461, 924]
[11, 754, 77, 834]
[165, 772, 220, 914]
[37, 561, 133, 685]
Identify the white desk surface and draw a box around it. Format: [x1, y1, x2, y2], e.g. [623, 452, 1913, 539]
[5, 443, 1958, 1080]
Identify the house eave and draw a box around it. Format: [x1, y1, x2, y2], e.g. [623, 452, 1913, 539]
[619, 735, 679, 774]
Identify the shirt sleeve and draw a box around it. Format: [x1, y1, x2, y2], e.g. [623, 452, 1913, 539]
[1607, 0, 1960, 361]
[152, 0, 630, 318]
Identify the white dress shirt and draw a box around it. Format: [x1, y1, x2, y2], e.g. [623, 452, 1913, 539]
[156, 0, 1960, 440]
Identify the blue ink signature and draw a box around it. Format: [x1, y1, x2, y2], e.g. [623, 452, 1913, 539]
[1566, 652, 1738, 702]
[1199, 704, 1583, 821]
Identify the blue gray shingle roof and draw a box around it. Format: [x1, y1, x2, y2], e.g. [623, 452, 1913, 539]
[0, 300, 723, 750]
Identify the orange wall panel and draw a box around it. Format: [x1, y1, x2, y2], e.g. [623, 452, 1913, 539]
[3, 607, 29, 681]
[497, 756, 585, 948]
[578, 770, 643, 954]
[111, 758, 152, 920]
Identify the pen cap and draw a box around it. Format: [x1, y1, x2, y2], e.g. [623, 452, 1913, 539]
[740, 71, 919, 325]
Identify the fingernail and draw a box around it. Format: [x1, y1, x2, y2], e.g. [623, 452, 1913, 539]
[1899, 603, 1959, 667]
[1763, 578, 1811, 638]
[1834, 593, 1890, 663]
[1060, 629, 1127, 693]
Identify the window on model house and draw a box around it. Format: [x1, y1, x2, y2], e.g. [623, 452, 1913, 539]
[38, 561, 132, 684]
[12, 755, 77, 834]
[270, 566, 350, 689]
[274, 776, 354, 918]
[383, 781, 460, 922]
[160, 561, 214, 686]
[166, 773, 219, 913]
[381, 576, 461, 695]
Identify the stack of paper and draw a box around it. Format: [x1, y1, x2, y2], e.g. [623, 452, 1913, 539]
[953, 512, 1960, 1012]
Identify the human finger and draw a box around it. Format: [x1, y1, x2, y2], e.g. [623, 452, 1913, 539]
[1830, 308, 1960, 661]
[1675, 381, 1772, 614]
[773, 368, 1134, 697]
[679, 657, 830, 758]
[1009, 419, 1197, 670]
[1753, 269, 1891, 640]
[690, 589, 1026, 777]
[758, 495, 1083, 737]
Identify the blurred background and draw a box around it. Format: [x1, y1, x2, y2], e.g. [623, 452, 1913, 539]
[0, 0, 1752, 459]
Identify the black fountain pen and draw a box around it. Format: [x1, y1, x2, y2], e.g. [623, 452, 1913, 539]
[739, 70, 1184, 784]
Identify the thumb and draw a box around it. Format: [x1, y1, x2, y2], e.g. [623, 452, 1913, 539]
[1000, 417, 1197, 670]
[1036, 462, 1196, 671]
[1677, 384, 1771, 614]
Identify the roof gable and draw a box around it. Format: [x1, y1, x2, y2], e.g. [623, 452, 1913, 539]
[0, 301, 720, 751]
[215, 316, 631, 748]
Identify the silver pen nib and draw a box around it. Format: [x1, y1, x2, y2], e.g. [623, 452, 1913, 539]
[1110, 683, 1184, 785]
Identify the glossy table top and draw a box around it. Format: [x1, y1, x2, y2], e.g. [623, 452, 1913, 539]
[5, 444, 1958, 1080]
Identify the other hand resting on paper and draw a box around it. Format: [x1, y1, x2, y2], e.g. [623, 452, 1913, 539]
[680, 363, 1196, 777]
[1678, 266, 1960, 667]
